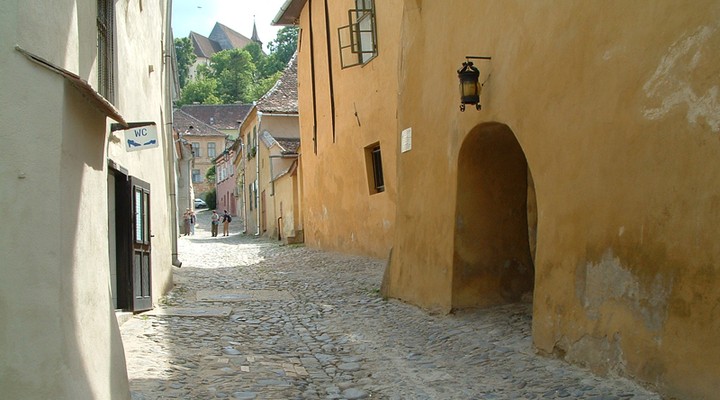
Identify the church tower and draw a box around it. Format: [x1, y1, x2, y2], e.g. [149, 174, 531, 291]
[251, 16, 262, 48]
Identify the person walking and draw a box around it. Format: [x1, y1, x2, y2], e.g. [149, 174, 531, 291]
[222, 210, 231, 236]
[189, 210, 196, 235]
[182, 208, 192, 236]
[211, 210, 220, 237]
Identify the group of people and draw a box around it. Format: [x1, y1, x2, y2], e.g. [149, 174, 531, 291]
[182, 209, 196, 236]
[211, 209, 232, 237]
[183, 208, 233, 237]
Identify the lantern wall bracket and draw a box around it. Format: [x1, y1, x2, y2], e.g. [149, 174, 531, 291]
[458, 56, 492, 111]
[465, 56, 492, 61]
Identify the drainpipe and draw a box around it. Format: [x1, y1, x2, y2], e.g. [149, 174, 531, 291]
[164, 0, 181, 267]
[255, 111, 262, 236]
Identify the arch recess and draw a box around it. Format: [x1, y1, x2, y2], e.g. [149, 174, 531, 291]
[452, 122, 536, 309]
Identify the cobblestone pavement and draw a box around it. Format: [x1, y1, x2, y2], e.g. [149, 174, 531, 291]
[121, 210, 661, 400]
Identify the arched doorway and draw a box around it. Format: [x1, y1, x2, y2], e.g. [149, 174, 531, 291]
[452, 122, 536, 309]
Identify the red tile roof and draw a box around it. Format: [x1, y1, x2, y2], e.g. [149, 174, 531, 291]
[173, 109, 227, 137]
[257, 53, 298, 114]
[189, 31, 222, 59]
[179, 104, 253, 131]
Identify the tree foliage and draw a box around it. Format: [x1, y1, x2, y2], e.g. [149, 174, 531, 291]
[209, 49, 257, 103]
[174, 37, 196, 88]
[205, 165, 216, 183]
[263, 27, 299, 76]
[180, 78, 221, 105]
[175, 27, 299, 106]
[205, 188, 217, 209]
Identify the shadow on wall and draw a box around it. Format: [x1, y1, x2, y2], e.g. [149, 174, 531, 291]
[61, 83, 131, 398]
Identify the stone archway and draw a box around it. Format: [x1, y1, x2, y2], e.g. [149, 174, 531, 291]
[452, 122, 536, 309]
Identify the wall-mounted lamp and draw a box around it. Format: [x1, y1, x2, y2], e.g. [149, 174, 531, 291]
[458, 56, 492, 111]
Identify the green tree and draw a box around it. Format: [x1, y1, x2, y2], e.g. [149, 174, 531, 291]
[205, 188, 217, 210]
[252, 71, 283, 99]
[206, 49, 256, 103]
[176, 27, 299, 106]
[263, 27, 299, 76]
[174, 37, 196, 88]
[205, 165, 216, 183]
[179, 78, 221, 105]
[244, 42, 266, 70]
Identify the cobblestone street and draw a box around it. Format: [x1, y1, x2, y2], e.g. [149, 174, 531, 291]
[121, 210, 661, 400]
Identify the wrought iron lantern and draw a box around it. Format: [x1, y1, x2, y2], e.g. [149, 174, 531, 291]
[458, 56, 491, 111]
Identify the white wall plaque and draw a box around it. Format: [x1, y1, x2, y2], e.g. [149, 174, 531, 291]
[401, 127, 412, 153]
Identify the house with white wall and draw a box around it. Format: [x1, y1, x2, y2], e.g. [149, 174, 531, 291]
[0, 0, 177, 398]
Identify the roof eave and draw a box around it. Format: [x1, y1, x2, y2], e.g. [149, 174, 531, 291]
[272, 0, 307, 26]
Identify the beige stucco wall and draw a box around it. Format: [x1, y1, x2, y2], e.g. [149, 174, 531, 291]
[259, 113, 300, 139]
[0, 0, 174, 398]
[239, 109, 260, 233]
[296, 0, 401, 259]
[273, 169, 298, 242]
[387, 1, 720, 398]
[258, 130, 277, 237]
[184, 134, 226, 195]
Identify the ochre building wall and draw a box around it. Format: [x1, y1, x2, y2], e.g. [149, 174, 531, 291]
[386, 1, 720, 398]
[296, 0, 402, 259]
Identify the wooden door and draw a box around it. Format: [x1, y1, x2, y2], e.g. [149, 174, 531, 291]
[131, 177, 152, 312]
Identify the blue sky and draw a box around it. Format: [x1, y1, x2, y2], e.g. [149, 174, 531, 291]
[172, 0, 288, 50]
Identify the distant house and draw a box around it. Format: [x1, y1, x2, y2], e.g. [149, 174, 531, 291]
[237, 54, 301, 242]
[214, 144, 238, 217]
[180, 103, 253, 139]
[188, 22, 262, 81]
[174, 131, 195, 213]
[173, 109, 229, 197]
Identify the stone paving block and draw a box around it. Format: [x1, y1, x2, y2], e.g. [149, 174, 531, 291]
[143, 307, 232, 317]
[122, 222, 663, 400]
[197, 289, 294, 302]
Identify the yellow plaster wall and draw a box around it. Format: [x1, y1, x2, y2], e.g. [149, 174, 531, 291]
[261, 114, 300, 139]
[274, 169, 301, 242]
[388, 1, 720, 397]
[295, 0, 401, 259]
[239, 110, 260, 233]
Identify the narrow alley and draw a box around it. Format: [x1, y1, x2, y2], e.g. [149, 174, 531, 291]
[121, 210, 661, 400]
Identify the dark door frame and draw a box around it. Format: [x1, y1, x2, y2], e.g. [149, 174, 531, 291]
[130, 177, 152, 312]
[108, 165, 152, 313]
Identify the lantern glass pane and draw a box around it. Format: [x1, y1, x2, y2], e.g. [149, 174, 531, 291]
[462, 80, 478, 97]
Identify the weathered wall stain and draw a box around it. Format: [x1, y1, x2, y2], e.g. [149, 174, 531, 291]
[643, 24, 720, 132]
[576, 249, 674, 332]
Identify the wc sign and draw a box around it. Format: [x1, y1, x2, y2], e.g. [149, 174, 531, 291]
[122, 123, 159, 152]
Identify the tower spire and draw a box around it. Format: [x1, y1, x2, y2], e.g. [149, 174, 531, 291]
[251, 15, 262, 47]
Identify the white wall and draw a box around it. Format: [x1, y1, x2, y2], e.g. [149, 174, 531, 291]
[0, 0, 173, 398]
